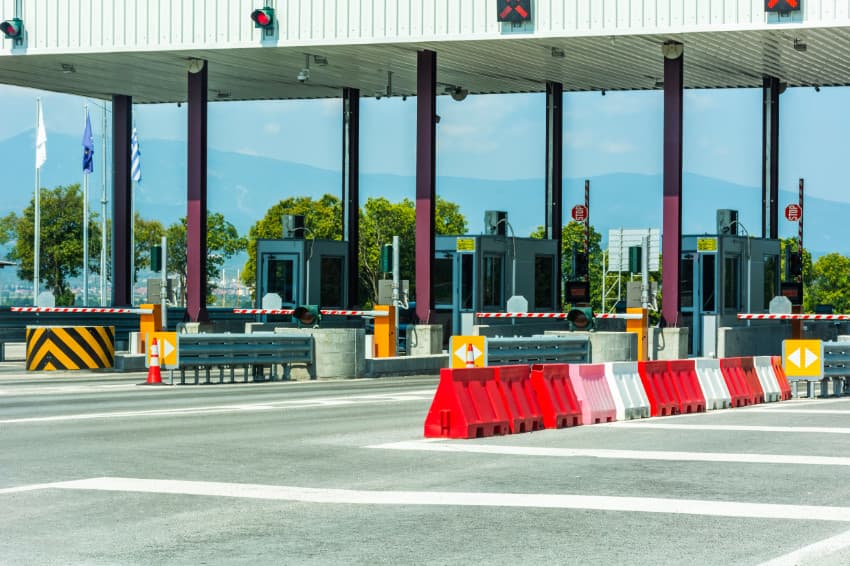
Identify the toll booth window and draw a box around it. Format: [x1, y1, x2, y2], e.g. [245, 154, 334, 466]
[461, 254, 474, 310]
[320, 256, 344, 307]
[702, 255, 716, 312]
[483, 255, 503, 309]
[763, 254, 778, 308]
[680, 256, 694, 308]
[534, 255, 555, 310]
[724, 256, 740, 311]
[268, 258, 295, 305]
[433, 257, 453, 306]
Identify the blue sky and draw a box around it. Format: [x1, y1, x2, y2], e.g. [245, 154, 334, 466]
[0, 82, 846, 243]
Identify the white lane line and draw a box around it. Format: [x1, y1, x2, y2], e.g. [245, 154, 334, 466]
[369, 440, 850, 467]
[755, 398, 850, 409]
[758, 527, 850, 566]
[2, 476, 844, 522]
[606, 422, 850, 435]
[746, 408, 850, 415]
[0, 482, 65, 495]
[0, 389, 435, 425]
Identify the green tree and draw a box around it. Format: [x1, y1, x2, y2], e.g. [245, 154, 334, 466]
[2, 184, 101, 305]
[240, 195, 342, 292]
[804, 253, 850, 312]
[531, 221, 603, 311]
[133, 214, 166, 276]
[166, 212, 246, 305]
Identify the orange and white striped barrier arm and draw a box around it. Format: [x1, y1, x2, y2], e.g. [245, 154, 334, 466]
[475, 312, 644, 320]
[233, 308, 389, 317]
[11, 306, 154, 314]
[737, 313, 850, 321]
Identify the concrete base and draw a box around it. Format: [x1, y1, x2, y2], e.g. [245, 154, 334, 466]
[407, 325, 443, 356]
[650, 327, 689, 360]
[276, 327, 366, 379]
[114, 353, 146, 372]
[178, 322, 215, 334]
[365, 354, 448, 377]
[544, 331, 636, 362]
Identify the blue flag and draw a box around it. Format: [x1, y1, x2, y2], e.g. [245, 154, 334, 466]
[131, 127, 141, 183]
[82, 111, 94, 174]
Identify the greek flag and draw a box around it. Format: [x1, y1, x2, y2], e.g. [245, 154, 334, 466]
[130, 127, 141, 183]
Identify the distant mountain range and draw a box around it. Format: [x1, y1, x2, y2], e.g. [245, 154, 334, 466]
[1, 131, 845, 263]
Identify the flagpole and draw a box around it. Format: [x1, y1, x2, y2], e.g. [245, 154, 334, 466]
[100, 104, 108, 306]
[33, 98, 42, 305]
[83, 105, 90, 306]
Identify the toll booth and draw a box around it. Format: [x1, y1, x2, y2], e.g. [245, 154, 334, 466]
[255, 238, 349, 309]
[680, 233, 780, 356]
[432, 233, 559, 337]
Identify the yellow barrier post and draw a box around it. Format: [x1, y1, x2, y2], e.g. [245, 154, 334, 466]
[626, 307, 649, 361]
[373, 304, 397, 358]
[139, 303, 162, 353]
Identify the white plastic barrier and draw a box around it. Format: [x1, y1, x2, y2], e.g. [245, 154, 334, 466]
[753, 356, 783, 402]
[603, 362, 650, 420]
[694, 358, 732, 410]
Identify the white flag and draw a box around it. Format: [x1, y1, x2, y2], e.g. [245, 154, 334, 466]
[35, 102, 47, 169]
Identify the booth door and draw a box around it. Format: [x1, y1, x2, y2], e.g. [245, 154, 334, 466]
[261, 254, 299, 308]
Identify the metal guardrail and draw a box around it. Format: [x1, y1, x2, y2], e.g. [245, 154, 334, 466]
[176, 333, 315, 384]
[486, 335, 590, 366]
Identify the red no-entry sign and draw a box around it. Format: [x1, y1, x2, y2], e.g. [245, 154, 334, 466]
[785, 204, 802, 222]
[571, 205, 588, 222]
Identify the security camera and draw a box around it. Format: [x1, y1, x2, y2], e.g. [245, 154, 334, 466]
[297, 68, 310, 83]
[450, 87, 468, 102]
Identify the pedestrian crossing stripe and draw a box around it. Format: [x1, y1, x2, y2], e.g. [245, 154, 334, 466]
[25, 326, 114, 371]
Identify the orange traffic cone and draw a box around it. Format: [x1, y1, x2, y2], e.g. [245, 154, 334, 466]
[146, 337, 163, 385]
[465, 343, 475, 368]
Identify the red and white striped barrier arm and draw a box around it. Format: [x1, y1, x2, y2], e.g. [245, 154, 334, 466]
[737, 313, 850, 321]
[233, 308, 388, 317]
[11, 306, 153, 314]
[475, 312, 643, 320]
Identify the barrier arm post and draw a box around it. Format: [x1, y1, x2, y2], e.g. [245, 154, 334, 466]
[373, 305, 396, 358]
[139, 303, 163, 353]
[791, 305, 803, 340]
[626, 307, 649, 361]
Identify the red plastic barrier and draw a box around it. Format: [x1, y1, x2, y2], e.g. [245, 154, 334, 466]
[718, 358, 752, 407]
[568, 363, 617, 424]
[739, 357, 765, 404]
[493, 365, 545, 434]
[529, 364, 582, 428]
[637, 361, 679, 417]
[423, 367, 510, 439]
[667, 360, 706, 413]
[771, 355, 793, 400]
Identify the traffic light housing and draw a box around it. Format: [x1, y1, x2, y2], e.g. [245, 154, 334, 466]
[786, 247, 802, 279]
[379, 244, 393, 273]
[250, 7, 275, 29]
[573, 251, 589, 279]
[150, 245, 163, 272]
[566, 307, 595, 331]
[292, 305, 321, 328]
[0, 18, 22, 39]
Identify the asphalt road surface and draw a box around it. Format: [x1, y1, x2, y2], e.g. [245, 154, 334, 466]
[2, 363, 850, 565]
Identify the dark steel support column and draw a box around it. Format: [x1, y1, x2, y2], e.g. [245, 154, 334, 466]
[545, 81, 564, 302]
[187, 60, 209, 322]
[111, 95, 132, 306]
[762, 76, 780, 239]
[342, 87, 360, 308]
[415, 50, 437, 324]
[661, 42, 684, 327]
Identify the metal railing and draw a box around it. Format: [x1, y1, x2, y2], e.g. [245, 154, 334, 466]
[486, 335, 590, 366]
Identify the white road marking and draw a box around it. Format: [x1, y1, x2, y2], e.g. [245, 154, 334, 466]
[3, 476, 849, 522]
[0, 383, 141, 396]
[0, 389, 435, 425]
[758, 527, 850, 566]
[369, 440, 850, 467]
[606, 422, 850, 435]
[746, 408, 850, 415]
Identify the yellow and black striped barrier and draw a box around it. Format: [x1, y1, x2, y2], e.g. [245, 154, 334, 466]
[25, 326, 115, 371]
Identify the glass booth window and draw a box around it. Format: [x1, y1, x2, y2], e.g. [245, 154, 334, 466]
[763, 254, 778, 308]
[702, 255, 716, 312]
[267, 257, 295, 305]
[320, 256, 344, 307]
[680, 256, 694, 308]
[433, 257, 453, 306]
[460, 254, 474, 310]
[534, 255, 555, 310]
[483, 255, 503, 308]
[724, 256, 740, 310]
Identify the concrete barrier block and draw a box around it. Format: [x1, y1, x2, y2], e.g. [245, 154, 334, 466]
[650, 327, 688, 360]
[275, 327, 365, 379]
[407, 325, 443, 356]
[543, 331, 635, 363]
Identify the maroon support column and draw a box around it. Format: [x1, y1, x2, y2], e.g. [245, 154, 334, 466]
[762, 76, 780, 239]
[342, 87, 360, 307]
[186, 60, 209, 322]
[111, 95, 132, 306]
[661, 42, 683, 327]
[545, 81, 564, 301]
[415, 50, 437, 324]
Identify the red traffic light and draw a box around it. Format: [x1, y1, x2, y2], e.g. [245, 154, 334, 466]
[0, 18, 22, 39]
[251, 7, 274, 28]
